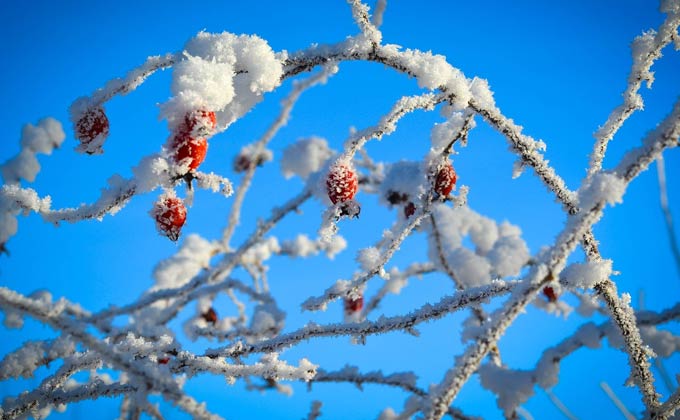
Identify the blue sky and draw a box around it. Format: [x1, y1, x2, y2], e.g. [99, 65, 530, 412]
[1, 1, 679, 419]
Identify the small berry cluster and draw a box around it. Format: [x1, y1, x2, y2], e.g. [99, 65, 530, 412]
[386, 190, 417, 219]
[153, 110, 217, 241]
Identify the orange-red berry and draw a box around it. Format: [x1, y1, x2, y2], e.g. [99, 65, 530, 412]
[153, 196, 187, 241]
[326, 164, 358, 204]
[434, 162, 457, 197]
[171, 132, 208, 170]
[75, 107, 109, 144]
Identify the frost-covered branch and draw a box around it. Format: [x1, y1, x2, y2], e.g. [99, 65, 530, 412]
[422, 101, 680, 418]
[209, 281, 516, 358]
[302, 200, 434, 311]
[2, 2, 679, 418]
[588, 8, 680, 177]
[80, 54, 176, 107]
[222, 67, 337, 246]
[0, 288, 221, 420]
[311, 366, 478, 420]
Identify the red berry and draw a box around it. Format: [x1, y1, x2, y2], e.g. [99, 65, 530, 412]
[185, 110, 217, 136]
[158, 357, 170, 365]
[542, 286, 558, 303]
[171, 132, 208, 171]
[434, 162, 457, 197]
[153, 196, 187, 241]
[326, 164, 358, 204]
[202, 307, 218, 324]
[404, 202, 416, 218]
[75, 107, 109, 144]
[344, 295, 364, 313]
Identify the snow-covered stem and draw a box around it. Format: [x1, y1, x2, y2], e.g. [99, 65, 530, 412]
[171, 354, 317, 382]
[2, 380, 135, 420]
[311, 367, 477, 420]
[302, 198, 434, 311]
[361, 262, 436, 317]
[208, 280, 516, 358]
[339, 92, 448, 161]
[588, 9, 680, 177]
[83, 53, 176, 106]
[347, 0, 383, 44]
[475, 300, 680, 416]
[85, 189, 311, 323]
[429, 212, 499, 364]
[0, 288, 222, 420]
[222, 67, 336, 246]
[656, 155, 680, 279]
[467, 99, 576, 210]
[654, 388, 680, 419]
[1, 180, 136, 224]
[1, 353, 102, 419]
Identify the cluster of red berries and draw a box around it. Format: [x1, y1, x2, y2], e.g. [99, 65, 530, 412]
[151, 110, 217, 241]
[386, 190, 418, 219]
[169, 110, 217, 172]
[326, 160, 459, 218]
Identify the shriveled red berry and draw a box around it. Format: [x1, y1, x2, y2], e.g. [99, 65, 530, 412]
[233, 153, 266, 173]
[158, 357, 170, 365]
[202, 307, 218, 324]
[386, 190, 408, 205]
[326, 164, 358, 204]
[434, 162, 457, 197]
[171, 132, 208, 171]
[542, 286, 558, 303]
[404, 202, 416, 218]
[344, 295, 364, 313]
[185, 110, 217, 136]
[152, 196, 187, 241]
[75, 107, 109, 144]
